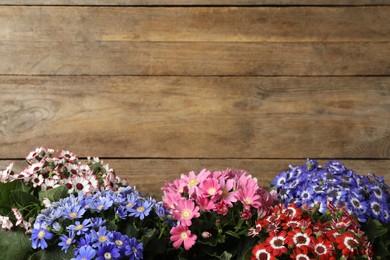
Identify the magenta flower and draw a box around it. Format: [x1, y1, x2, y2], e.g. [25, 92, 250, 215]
[236, 186, 261, 210]
[173, 199, 200, 226]
[170, 225, 197, 250]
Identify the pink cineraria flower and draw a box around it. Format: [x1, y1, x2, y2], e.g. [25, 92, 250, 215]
[170, 225, 197, 250]
[173, 199, 200, 226]
[196, 196, 215, 212]
[162, 192, 182, 210]
[199, 178, 222, 198]
[236, 185, 262, 210]
[219, 177, 237, 207]
[181, 171, 200, 196]
[31, 173, 44, 188]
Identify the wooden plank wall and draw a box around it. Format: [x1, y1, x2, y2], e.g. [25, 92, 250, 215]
[0, 1, 389, 196]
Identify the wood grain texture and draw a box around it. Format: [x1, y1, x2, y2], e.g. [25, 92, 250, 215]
[1, 76, 389, 159]
[1, 159, 389, 196]
[0, 0, 388, 6]
[1, 7, 389, 43]
[1, 42, 389, 75]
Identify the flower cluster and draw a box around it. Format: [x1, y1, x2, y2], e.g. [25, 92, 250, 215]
[161, 169, 277, 257]
[0, 147, 127, 233]
[271, 159, 390, 223]
[31, 186, 172, 259]
[2, 147, 127, 194]
[250, 202, 373, 259]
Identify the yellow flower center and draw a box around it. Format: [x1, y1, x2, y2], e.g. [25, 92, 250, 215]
[132, 247, 138, 253]
[75, 224, 83, 231]
[208, 188, 216, 196]
[244, 198, 251, 205]
[69, 212, 78, 218]
[137, 206, 145, 213]
[126, 202, 133, 208]
[38, 230, 45, 239]
[66, 238, 73, 245]
[188, 179, 198, 187]
[97, 205, 104, 211]
[104, 252, 112, 259]
[180, 232, 188, 240]
[99, 235, 107, 243]
[115, 240, 123, 246]
[181, 209, 191, 219]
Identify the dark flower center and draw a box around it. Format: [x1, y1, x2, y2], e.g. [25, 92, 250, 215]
[274, 238, 284, 247]
[316, 245, 326, 254]
[347, 238, 357, 248]
[259, 252, 268, 260]
[296, 235, 307, 244]
[352, 200, 360, 208]
[76, 183, 84, 190]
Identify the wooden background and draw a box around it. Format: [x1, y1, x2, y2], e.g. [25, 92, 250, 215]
[0, 1, 389, 196]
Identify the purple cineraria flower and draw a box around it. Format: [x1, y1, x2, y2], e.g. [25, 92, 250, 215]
[125, 237, 143, 260]
[96, 244, 120, 260]
[89, 217, 106, 229]
[58, 232, 75, 253]
[72, 245, 96, 260]
[31, 223, 54, 249]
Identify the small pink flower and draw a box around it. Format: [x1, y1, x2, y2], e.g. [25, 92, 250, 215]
[240, 209, 252, 220]
[199, 178, 222, 198]
[162, 191, 182, 210]
[170, 225, 197, 250]
[216, 201, 229, 215]
[173, 199, 200, 226]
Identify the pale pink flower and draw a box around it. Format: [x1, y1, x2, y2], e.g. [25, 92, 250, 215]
[0, 163, 13, 182]
[163, 192, 182, 210]
[173, 199, 200, 226]
[199, 178, 222, 198]
[170, 225, 197, 250]
[72, 176, 92, 194]
[31, 173, 44, 188]
[40, 178, 59, 191]
[0, 216, 14, 230]
[11, 208, 23, 226]
[181, 171, 200, 196]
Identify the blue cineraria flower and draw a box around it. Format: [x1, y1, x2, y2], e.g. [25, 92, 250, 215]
[58, 232, 75, 252]
[67, 219, 92, 235]
[272, 159, 390, 224]
[128, 199, 153, 220]
[125, 237, 143, 259]
[93, 196, 114, 212]
[64, 204, 86, 220]
[71, 245, 96, 260]
[96, 244, 120, 260]
[112, 231, 129, 255]
[31, 222, 54, 249]
[91, 226, 113, 247]
[32, 186, 168, 259]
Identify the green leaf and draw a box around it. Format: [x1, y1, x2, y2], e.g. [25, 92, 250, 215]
[207, 251, 233, 260]
[225, 230, 241, 239]
[11, 190, 40, 209]
[362, 218, 388, 241]
[28, 246, 74, 260]
[0, 180, 23, 207]
[0, 229, 33, 260]
[38, 186, 69, 203]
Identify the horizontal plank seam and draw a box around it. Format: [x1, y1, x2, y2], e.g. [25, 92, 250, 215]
[2, 157, 390, 161]
[0, 75, 389, 78]
[1, 74, 389, 77]
[0, 5, 389, 7]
